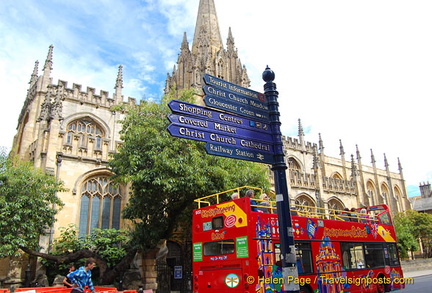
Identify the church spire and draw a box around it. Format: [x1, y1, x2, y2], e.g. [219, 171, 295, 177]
[114, 65, 123, 102]
[318, 133, 324, 153]
[43, 45, 54, 74]
[339, 139, 345, 156]
[41, 45, 54, 90]
[226, 27, 236, 56]
[181, 32, 189, 52]
[165, 0, 249, 94]
[192, 0, 223, 56]
[29, 60, 39, 86]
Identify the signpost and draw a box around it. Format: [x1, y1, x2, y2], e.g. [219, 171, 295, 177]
[167, 124, 273, 154]
[263, 67, 299, 293]
[167, 80, 274, 164]
[167, 71, 298, 293]
[168, 114, 273, 143]
[168, 99, 270, 133]
[205, 143, 274, 164]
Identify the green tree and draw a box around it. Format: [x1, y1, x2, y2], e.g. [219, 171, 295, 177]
[41, 225, 131, 285]
[0, 150, 135, 285]
[109, 89, 270, 254]
[394, 210, 432, 258]
[0, 153, 64, 257]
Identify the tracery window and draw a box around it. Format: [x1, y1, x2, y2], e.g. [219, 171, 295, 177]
[79, 176, 122, 237]
[328, 198, 345, 211]
[288, 157, 301, 171]
[66, 118, 104, 149]
[294, 194, 316, 214]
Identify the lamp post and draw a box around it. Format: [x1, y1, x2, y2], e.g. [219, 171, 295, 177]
[263, 66, 299, 293]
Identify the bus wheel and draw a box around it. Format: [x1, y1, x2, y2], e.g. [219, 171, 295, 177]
[299, 285, 312, 293]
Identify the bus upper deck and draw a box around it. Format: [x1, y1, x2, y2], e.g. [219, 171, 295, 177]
[194, 186, 393, 226]
[192, 187, 404, 293]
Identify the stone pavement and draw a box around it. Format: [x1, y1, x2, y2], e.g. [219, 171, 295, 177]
[403, 269, 432, 278]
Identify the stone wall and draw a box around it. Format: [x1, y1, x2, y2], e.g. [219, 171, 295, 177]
[401, 258, 432, 272]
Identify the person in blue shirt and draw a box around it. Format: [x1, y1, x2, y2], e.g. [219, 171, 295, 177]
[67, 258, 96, 293]
[246, 189, 258, 212]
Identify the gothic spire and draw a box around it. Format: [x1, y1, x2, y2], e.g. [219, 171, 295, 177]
[318, 133, 324, 153]
[398, 157, 403, 172]
[384, 153, 389, 169]
[114, 65, 123, 102]
[370, 149, 376, 164]
[115, 65, 123, 89]
[29, 60, 39, 86]
[339, 139, 345, 156]
[192, 0, 223, 56]
[43, 45, 54, 73]
[181, 32, 189, 52]
[41, 45, 54, 90]
[227, 27, 236, 55]
[298, 119, 304, 137]
[356, 144, 361, 160]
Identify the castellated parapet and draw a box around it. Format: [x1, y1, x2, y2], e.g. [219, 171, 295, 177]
[282, 135, 317, 153]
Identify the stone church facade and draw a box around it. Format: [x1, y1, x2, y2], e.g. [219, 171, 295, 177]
[2, 0, 410, 290]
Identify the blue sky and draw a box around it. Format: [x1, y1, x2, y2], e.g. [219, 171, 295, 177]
[1, 0, 431, 197]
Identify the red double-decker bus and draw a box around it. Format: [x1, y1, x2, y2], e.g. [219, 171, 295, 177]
[192, 187, 406, 293]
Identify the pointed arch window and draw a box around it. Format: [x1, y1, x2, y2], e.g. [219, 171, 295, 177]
[367, 181, 376, 205]
[66, 118, 105, 149]
[79, 176, 122, 238]
[381, 183, 390, 205]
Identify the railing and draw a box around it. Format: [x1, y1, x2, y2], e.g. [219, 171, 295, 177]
[194, 186, 262, 208]
[195, 187, 381, 224]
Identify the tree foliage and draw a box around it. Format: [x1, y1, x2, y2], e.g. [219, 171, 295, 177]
[0, 153, 64, 258]
[41, 225, 131, 284]
[394, 210, 432, 258]
[109, 90, 271, 252]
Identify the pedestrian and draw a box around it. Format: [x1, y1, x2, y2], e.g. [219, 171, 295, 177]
[67, 258, 96, 293]
[231, 192, 239, 200]
[245, 189, 258, 212]
[258, 193, 271, 213]
[350, 207, 359, 222]
[63, 264, 76, 288]
[340, 208, 351, 221]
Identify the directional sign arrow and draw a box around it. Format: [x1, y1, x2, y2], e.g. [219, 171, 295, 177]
[203, 74, 267, 103]
[168, 99, 271, 134]
[203, 85, 269, 113]
[167, 124, 274, 154]
[205, 143, 275, 165]
[204, 95, 269, 121]
[168, 114, 273, 143]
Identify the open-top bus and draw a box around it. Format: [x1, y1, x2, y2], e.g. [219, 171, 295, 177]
[192, 187, 405, 293]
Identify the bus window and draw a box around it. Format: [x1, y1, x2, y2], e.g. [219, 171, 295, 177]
[341, 243, 365, 269]
[204, 239, 235, 256]
[385, 243, 400, 266]
[212, 216, 224, 229]
[274, 242, 313, 273]
[296, 242, 313, 274]
[364, 243, 385, 268]
[379, 212, 391, 225]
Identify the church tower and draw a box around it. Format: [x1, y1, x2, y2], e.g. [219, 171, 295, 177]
[165, 0, 250, 94]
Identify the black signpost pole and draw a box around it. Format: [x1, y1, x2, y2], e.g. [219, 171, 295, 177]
[263, 66, 300, 293]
